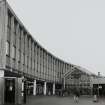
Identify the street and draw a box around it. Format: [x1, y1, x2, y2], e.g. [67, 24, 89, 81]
[25, 96, 105, 105]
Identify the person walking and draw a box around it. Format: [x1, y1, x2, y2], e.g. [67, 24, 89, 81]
[73, 90, 80, 103]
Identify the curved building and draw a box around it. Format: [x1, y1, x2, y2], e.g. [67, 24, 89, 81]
[0, 0, 102, 105]
[0, 1, 74, 104]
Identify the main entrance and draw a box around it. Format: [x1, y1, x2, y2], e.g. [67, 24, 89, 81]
[4, 77, 25, 105]
[5, 78, 15, 104]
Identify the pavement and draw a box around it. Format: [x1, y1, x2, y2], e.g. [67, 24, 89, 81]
[25, 95, 105, 105]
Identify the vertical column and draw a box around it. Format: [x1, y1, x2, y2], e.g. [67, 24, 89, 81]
[90, 77, 93, 96]
[21, 77, 24, 97]
[22, 82, 24, 97]
[0, 0, 7, 68]
[10, 16, 14, 70]
[16, 78, 23, 105]
[33, 80, 36, 96]
[53, 83, 55, 95]
[64, 77, 65, 89]
[44, 82, 47, 95]
[0, 70, 4, 105]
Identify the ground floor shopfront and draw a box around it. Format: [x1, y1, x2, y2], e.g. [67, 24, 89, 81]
[0, 70, 63, 105]
[93, 84, 105, 96]
[1, 69, 105, 105]
[0, 69, 26, 105]
[92, 78, 105, 96]
[63, 83, 105, 96]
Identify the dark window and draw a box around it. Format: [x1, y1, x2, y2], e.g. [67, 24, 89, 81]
[12, 45, 16, 59]
[7, 11, 12, 28]
[14, 19, 17, 45]
[7, 11, 12, 41]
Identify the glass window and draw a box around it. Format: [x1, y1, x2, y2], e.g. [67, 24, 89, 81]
[14, 19, 17, 34]
[23, 53, 25, 65]
[19, 27, 21, 51]
[14, 19, 17, 44]
[12, 45, 16, 59]
[7, 11, 12, 41]
[8, 11, 12, 28]
[18, 49, 21, 63]
[6, 41, 10, 56]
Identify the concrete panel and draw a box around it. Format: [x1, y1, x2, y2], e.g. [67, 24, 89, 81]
[0, 0, 7, 68]
[17, 78, 23, 105]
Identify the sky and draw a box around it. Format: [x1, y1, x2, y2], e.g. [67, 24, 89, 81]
[7, 0, 105, 76]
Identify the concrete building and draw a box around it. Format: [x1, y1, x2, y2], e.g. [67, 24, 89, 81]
[64, 65, 105, 96]
[0, 0, 74, 104]
[0, 0, 104, 105]
[92, 76, 105, 96]
[63, 65, 97, 95]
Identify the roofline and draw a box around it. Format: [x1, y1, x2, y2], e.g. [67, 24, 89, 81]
[5, 0, 73, 65]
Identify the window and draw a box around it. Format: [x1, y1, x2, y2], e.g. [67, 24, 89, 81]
[23, 32, 26, 53]
[19, 27, 21, 50]
[18, 50, 21, 62]
[8, 11, 12, 28]
[6, 41, 10, 56]
[7, 11, 12, 41]
[23, 53, 25, 65]
[12, 45, 16, 59]
[14, 19, 17, 44]
[14, 19, 17, 34]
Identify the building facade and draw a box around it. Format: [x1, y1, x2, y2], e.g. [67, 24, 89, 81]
[0, 0, 104, 105]
[0, 1, 73, 104]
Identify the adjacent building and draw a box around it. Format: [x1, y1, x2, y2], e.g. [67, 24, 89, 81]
[64, 65, 97, 95]
[64, 65, 105, 96]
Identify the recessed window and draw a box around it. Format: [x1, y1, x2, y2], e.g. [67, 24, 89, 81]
[12, 45, 16, 59]
[18, 50, 21, 62]
[6, 41, 10, 56]
[14, 19, 17, 44]
[8, 11, 12, 28]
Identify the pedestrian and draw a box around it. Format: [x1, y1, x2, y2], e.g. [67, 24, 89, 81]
[73, 90, 80, 103]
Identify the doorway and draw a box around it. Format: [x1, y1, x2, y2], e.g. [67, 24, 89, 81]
[5, 78, 15, 104]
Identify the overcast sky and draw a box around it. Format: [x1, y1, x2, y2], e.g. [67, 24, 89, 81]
[7, 0, 105, 76]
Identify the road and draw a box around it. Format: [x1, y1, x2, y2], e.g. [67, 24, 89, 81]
[25, 95, 105, 105]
